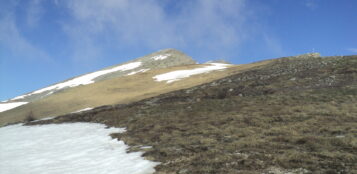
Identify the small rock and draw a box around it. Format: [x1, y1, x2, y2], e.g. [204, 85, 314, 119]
[210, 82, 218, 86]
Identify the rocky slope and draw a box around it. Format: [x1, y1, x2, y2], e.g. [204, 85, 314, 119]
[30, 54, 357, 173]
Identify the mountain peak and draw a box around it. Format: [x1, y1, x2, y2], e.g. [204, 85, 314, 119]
[135, 48, 195, 63]
[155, 48, 183, 53]
[295, 52, 321, 58]
[3, 49, 196, 103]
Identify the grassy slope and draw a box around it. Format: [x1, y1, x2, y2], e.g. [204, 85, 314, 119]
[0, 62, 270, 126]
[31, 55, 357, 173]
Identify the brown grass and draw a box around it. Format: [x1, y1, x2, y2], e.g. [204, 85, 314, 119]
[0, 61, 270, 126]
[28, 56, 357, 173]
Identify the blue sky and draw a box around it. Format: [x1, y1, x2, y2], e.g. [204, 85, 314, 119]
[1, 0, 356, 101]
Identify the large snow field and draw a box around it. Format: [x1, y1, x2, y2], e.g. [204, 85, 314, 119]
[0, 123, 158, 174]
[12, 62, 142, 100]
[153, 63, 230, 83]
[0, 102, 28, 113]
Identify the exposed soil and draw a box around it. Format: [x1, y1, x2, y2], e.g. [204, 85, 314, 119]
[28, 55, 357, 174]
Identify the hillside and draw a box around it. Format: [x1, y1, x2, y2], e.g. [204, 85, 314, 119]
[29, 55, 357, 173]
[2, 49, 257, 125]
[2, 49, 196, 103]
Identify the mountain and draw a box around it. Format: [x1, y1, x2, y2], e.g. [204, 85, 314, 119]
[1, 50, 356, 173]
[1, 49, 247, 125]
[2, 49, 196, 103]
[27, 53, 357, 173]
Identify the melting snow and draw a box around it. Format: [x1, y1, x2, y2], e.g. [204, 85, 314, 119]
[72, 107, 93, 113]
[151, 54, 171, 60]
[37, 116, 56, 121]
[0, 102, 28, 112]
[140, 146, 152, 149]
[153, 63, 230, 83]
[10, 95, 25, 100]
[0, 123, 158, 174]
[11, 62, 142, 100]
[127, 69, 150, 76]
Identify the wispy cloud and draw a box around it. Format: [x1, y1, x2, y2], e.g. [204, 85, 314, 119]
[26, 0, 45, 28]
[55, 0, 250, 60]
[1, 0, 282, 63]
[347, 48, 357, 53]
[0, 13, 50, 61]
[263, 33, 285, 57]
[305, 0, 318, 10]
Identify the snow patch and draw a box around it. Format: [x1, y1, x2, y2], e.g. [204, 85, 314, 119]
[10, 62, 142, 100]
[38, 116, 56, 121]
[0, 123, 158, 174]
[12, 95, 25, 100]
[72, 107, 93, 113]
[0, 102, 28, 112]
[140, 146, 152, 149]
[127, 69, 150, 76]
[153, 63, 230, 83]
[151, 54, 171, 60]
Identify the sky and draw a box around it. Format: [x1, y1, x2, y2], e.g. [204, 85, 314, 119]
[0, 0, 356, 101]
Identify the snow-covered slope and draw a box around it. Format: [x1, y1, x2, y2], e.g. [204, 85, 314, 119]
[153, 63, 231, 83]
[11, 62, 143, 101]
[0, 49, 248, 126]
[0, 102, 28, 112]
[0, 123, 158, 174]
[4, 49, 195, 104]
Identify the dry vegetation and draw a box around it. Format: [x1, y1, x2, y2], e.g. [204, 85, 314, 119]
[0, 61, 269, 126]
[29, 55, 357, 173]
